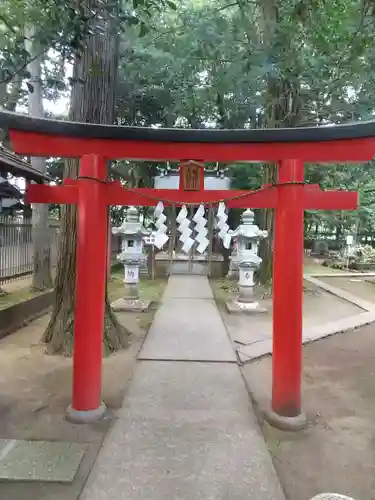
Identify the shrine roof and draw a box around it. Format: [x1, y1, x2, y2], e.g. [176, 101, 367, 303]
[0, 145, 51, 182]
[0, 177, 22, 199]
[1, 110, 375, 143]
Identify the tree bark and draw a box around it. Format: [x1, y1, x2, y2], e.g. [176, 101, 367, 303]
[257, 0, 302, 285]
[256, 0, 278, 285]
[43, 0, 130, 355]
[25, 25, 53, 291]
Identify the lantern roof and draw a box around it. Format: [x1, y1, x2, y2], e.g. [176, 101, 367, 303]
[112, 206, 150, 237]
[231, 209, 268, 240]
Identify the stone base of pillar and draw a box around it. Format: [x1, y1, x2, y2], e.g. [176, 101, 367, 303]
[66, 402, 107, 424]
[111, 297, 153, 312]
[226, 298, 267, 315]
[263, 407, 308, 431]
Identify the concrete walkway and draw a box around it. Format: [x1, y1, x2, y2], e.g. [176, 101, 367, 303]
[81, 276, 285, 500]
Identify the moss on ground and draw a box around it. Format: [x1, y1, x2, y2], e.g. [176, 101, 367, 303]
[0, 288, 48, 311]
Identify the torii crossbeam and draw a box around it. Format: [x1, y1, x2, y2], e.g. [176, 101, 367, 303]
[0, 109, 373, 430]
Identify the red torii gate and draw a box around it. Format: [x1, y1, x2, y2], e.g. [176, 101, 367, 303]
[1, 110, 374, 429]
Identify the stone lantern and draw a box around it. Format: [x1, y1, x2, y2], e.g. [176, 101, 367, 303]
[226, 209, 268, 313]
[111, 206, 151, 311]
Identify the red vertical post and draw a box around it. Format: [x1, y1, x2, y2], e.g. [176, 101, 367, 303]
[107, 213, 112, 278]
[68, 154, 108, 422]
[272, 159, 305, 424]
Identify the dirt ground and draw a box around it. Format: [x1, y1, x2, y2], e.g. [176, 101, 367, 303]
[0, 278, 166, 500]
[303, 256, 344, 276]
[2, 277, 33, 293]
[243, 323, 375, 500]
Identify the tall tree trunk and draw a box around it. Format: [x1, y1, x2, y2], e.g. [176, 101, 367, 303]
[257, 0, 278, 285]
[257, 0, 302, 285]
[25, 25, 53, 291]
[43, 0, 129, 355]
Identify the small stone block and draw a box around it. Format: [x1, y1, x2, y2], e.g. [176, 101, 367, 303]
[237, 339, 273, 361]
[303, 311, 375, 344]
[0, 439, 87, 482]
[237, 350, 252, 364]
[233, 331, 271, 346]
[111, 298, 153, 312]
[226, 300, 267, 315]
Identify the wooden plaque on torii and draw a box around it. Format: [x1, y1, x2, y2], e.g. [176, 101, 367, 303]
[179, 160, 204, 191]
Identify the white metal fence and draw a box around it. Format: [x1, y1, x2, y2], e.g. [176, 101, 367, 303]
[0, 215, 60, 284]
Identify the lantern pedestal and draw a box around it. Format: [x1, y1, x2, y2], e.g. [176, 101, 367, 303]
[112, 258, 153, 312]
[238, 265, 255, 302]
[124, 261, 140, 299]
[226, 263, 267, 314]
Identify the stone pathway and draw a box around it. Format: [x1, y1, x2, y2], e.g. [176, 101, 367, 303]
[140, 277, 236, 362]
[81, 275, 285, 500]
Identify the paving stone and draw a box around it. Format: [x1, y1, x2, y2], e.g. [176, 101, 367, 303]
[122, 361, 252, 414]
[82, 410, 284, 500]
[237, 349, 253, 364]
[163, 275, 213, 299]
[0, 439, 87, 482]
[140, 298, 236, 362]
[233, 331, 271, 346]
[237, 339, 273, 361]
[304, 312, 375, 343]
[304, 275, 375, 312]
[234, 312, 375, 359]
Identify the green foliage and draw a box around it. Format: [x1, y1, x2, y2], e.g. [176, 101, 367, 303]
[229, 163, 263, 190]
[3, 0, 375, 240]
[113, 0, 375, 239]
[0, 0, 177, 112]
[305, 161, 375, 237]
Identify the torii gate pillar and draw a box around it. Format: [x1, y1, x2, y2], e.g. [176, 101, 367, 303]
[66, 154, 108, 422]
[270, 159, 307, 429]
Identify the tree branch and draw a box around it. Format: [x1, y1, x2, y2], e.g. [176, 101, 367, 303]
[0, 7, 102, 84]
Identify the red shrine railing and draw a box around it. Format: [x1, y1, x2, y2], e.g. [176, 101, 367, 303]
[0, 109, 373, 429]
